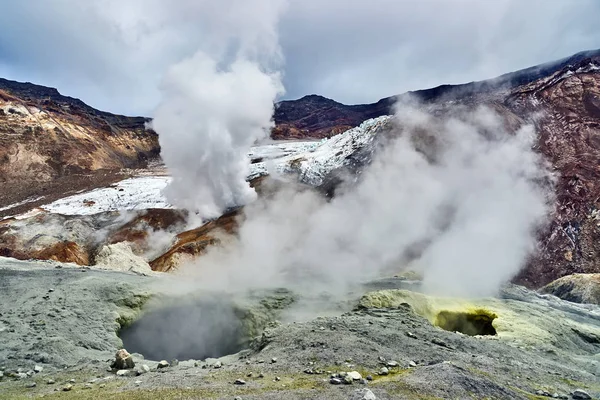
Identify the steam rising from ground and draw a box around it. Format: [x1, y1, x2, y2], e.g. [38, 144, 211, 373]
[152, 0, 285, 220]
[178, 105, 553, 299]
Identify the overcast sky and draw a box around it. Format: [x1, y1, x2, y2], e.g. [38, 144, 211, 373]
[0, 0, 599, 116]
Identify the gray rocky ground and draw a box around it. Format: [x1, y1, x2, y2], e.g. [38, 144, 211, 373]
[1, 257, 600, 399]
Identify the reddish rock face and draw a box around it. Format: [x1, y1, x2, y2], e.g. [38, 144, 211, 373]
[507, 60, 600, 287]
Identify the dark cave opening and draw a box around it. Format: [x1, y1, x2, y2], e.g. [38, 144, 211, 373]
[119, 297, 246, 361]
[434, 309, 497, 336]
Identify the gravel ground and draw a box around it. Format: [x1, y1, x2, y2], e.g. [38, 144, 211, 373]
[1, 257, 599, 399]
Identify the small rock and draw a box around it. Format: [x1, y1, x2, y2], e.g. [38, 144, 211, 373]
[551, 394, 559, 399]
[213, 361, 222, 369]
[234, 379, 246, 385]
[360, 379, 368, 385]
[16, 372, 28, 380]
[48, 289, 54, 292]
[116, 369, 131, 377]
[304, 368, 314, 374]
[431, 338, 450, 348]
[257, 359, 265, 364]
[26, 382, 36, 388]
[83, 383, 93, 389]
[378, 367, 389, 376]
[33, 365, 43, 373]
[348, 371, 362, 380]
[99, 383, 106, 388]
[111, 349, 135, 370]
[26, 370, 35, 377]
[406, 332, 417, 339]
[366, 375, 373, 381]
[343, 375, 354, 384]
[234, 397, 242, 400]
[330, 377, 343, 385]
[171, 359, 179, 367]
[247, 372, 253, 377]
[275, 376, 281, 381]
[62, 384, 73, 391]
[134, 380, 142, 386]
[408, 361, 417, 368]
[271, 357, 277, 364]
[157, 360, 170, 369]
[69, 379, 76, 383]
[350, 388, 377, 400]
[258, 372, 265, 378]
[137, 364, 150, 375]
[47, 379, 55, 384]
[573, 389, 592, 400]
[0, 371, 3, 379]
[386, 361, 399, 368]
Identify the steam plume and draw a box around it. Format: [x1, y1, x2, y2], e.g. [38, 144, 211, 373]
[178, 104, 553, 299]
[152, 0, 285, 219]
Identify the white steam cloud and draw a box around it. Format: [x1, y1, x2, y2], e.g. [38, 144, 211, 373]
[177, 104, 552, 299]
[152, 0, 285, 219]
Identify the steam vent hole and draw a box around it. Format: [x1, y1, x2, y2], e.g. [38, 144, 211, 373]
[119, 298, 246, 361]
[434, 309, 497, 336]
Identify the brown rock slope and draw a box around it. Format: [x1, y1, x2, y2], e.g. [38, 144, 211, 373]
[0, 78, 160, 212]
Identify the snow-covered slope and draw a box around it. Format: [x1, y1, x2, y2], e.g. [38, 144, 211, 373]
[37, 116, 392, 215]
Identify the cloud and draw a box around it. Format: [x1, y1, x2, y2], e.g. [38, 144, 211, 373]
[0, 0, 599, 114]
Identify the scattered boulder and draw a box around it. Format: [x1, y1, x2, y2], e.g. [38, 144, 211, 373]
[572, 389, 592, 399]
[350, 388, 377, 400]
[26, 382, 36, 388]
[157, 360, 170, 369]
[540, 274, 600, 305]
[116, 369, 132, 377]
[348, 371, 362, 380]
[330, 377, 343, 385]
[62, 384, 73, 391]
[234, 379, 246, 385]
[378, 367, 389, 376]
[111, 349, 135, 370]
[136, 364, 150, 375]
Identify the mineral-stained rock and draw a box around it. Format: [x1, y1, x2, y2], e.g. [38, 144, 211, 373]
[539, 273, 600, 305]
[149, 176, 272, 272]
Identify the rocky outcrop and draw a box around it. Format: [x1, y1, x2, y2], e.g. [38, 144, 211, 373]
[0, 78, 160, 212]
[540, 273, 600, 305]
[94, 242, 153, 275]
